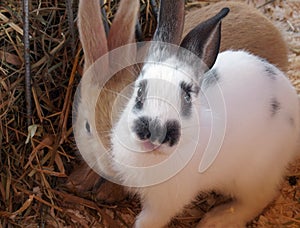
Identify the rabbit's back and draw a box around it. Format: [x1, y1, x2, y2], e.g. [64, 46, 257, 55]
[200, 50, 299, 179]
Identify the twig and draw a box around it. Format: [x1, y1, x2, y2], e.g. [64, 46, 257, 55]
[150, 0, 158, 19]
[23, 0, 32, 126]
[257, 0, 276, 9]
[135, 20, 144, 42]
[59, 47, 81, 144]
[66, 0, 76, 56]
[100, 0, 109, 36]
[0, 12, 30, 37]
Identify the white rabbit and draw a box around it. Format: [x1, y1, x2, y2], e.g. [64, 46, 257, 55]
[110, 5, 299, 228]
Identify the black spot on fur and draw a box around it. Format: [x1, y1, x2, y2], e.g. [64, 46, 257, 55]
[288, 116, 295, 127]
[162, 120, 181, 146]
[133, 117, 166, 144]
[201, 68, 219, 89]
[265, 64, 277, 80]
[133, 116, 151, 140]
[270, 98, 280, 116]
[134, 80, 147, 111]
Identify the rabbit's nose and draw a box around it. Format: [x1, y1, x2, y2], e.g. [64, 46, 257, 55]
[133, 117, 180, 147]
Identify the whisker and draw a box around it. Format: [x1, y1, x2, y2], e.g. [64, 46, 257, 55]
[96, 130, 112, 134]
[182, 137, 199, 144]
[112, 58, 140, 76]
[181, 124, 200, 130]
[101, 87, 132, 101]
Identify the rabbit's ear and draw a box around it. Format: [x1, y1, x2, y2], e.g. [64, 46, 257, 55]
[106, 0, 139, 70]
[146, 0, 185, 62]
[153, 0, 185, 45]
[78, 0, 109, 71]
[180, 8, 229, 71]
[107, 0, 139, 53]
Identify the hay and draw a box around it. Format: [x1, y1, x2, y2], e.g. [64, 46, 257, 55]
[0, 0, 299, 227]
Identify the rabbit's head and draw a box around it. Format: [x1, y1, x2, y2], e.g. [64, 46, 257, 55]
[111, 7, 229, 170]
[73, 0, 140, 177]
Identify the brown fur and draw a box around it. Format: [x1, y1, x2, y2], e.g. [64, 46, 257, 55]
[183, 1, 288, 71]
[77, 0, 108, 70]
[67, 0, 139, 202]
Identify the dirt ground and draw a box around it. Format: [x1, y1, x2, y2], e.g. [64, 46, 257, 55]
[0, 0, 299, 227]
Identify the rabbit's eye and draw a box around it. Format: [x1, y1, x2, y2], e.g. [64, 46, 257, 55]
[85, 120, 91, 133]
[134, 80, 147, 111]
[137, 87, 143, 98]
[184, 92, 191, 103]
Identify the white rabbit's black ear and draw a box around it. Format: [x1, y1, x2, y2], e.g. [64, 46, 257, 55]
[180, 8, 229, 71]
[147, 0, 185, 61]
[153, 0, 185, 45]
[78, 0, 109, 72]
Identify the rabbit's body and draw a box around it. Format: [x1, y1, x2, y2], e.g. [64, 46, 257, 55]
[111, 49, 299, 227]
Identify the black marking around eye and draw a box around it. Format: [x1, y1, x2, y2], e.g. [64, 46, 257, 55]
[134, 80, 147, 111]
[180, 81, 193, 94]
[201, 68, 220, 90]
[270, 98, 280, 116]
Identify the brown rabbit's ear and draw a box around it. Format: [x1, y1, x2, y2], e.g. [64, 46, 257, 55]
[78, 0, 108, 71]
[107, 0, 139, 51]
[153, 0, 185, 45]
[180, 8, 229, 71]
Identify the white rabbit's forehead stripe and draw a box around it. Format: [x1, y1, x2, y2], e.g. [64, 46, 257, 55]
[141, 61, 196, 85]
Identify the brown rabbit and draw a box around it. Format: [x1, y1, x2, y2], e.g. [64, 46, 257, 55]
[67, 0, 140, 202]
[183, 1, 289, 71]
[68, 0, 289, 203]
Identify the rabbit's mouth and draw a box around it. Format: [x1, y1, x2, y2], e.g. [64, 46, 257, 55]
[140, 140, 161, 152]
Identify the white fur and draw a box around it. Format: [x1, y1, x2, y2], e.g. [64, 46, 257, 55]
[110, 50, 299, 227]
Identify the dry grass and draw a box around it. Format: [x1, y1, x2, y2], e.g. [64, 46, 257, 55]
[0, 0, 299, 227]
